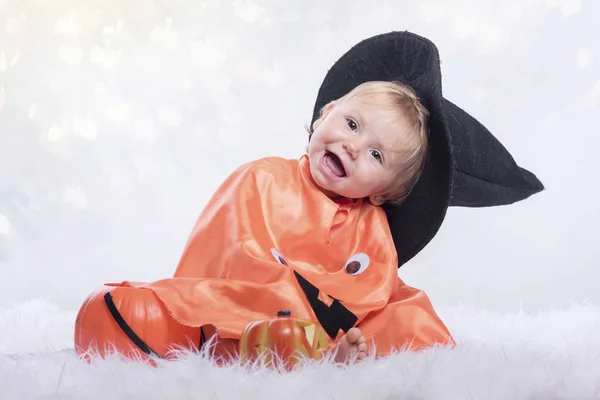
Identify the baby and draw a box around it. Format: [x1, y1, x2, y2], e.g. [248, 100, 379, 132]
[74, 78, 453, 366]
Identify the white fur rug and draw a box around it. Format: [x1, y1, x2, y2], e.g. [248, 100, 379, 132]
[1, 299, 599, 400]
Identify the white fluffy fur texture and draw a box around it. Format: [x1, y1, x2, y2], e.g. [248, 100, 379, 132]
[1, 299, 600, 400]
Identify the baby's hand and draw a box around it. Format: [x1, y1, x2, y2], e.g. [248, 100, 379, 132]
[334, 327, 368, 364]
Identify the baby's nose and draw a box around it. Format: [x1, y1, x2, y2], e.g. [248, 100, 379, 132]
[343, 141, 359, 158]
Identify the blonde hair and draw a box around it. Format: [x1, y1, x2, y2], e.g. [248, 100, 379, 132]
[308, 81, 429, 206]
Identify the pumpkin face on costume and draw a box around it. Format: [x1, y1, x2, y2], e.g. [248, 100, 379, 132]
[74, 281, 201, 361]
[239, 310, 330, 370]
[266, 245, 390, 341]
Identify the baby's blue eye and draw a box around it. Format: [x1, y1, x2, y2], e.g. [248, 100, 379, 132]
[370, 149, 382, 162]
[346, 119, 357, 131]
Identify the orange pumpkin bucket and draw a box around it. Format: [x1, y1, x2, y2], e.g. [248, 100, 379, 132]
[239, 310, 331, 370]
[74, 281, 201, 362]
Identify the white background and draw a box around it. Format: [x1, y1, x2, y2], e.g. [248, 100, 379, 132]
[0, 0, 598, 314]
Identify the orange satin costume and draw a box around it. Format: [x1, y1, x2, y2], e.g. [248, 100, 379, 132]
[129, 154, 454, 356]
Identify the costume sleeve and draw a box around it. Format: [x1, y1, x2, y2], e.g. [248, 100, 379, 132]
[357, 279, 455, 355]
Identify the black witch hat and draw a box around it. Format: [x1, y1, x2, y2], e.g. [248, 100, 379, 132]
[310, 31, 544, 268]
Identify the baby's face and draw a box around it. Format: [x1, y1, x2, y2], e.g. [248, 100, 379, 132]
[307, 95, 410, 204]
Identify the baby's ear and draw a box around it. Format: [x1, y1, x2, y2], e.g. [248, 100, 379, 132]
[369, 194, 385, 206]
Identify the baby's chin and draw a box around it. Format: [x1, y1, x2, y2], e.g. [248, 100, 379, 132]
[318, 185, 345, 200]
[323, 185, 368, 201]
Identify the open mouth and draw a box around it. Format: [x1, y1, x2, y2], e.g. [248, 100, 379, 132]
[323, 151, 346, 177]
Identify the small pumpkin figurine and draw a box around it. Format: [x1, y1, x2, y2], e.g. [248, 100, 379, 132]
[239, 310, 331, 370]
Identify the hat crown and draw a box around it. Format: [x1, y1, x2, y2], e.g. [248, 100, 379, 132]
[311, 32, 443, 126]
